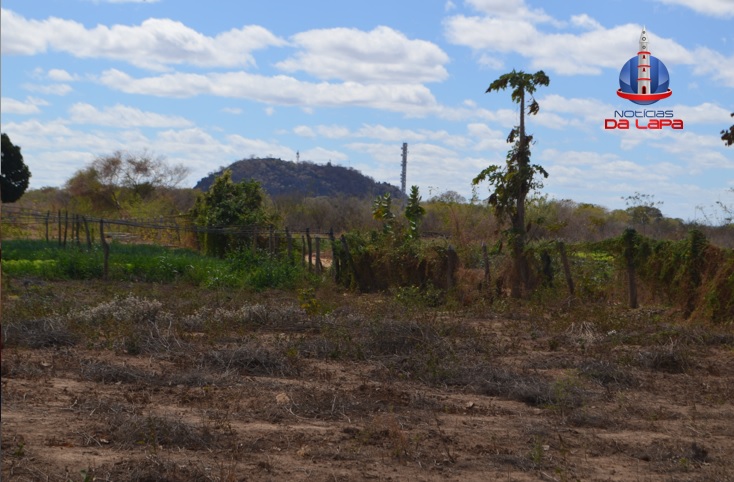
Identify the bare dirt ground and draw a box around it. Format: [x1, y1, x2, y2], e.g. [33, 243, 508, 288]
[2, 281, 733, 481]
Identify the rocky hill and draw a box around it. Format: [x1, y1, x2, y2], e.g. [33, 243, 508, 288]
[194, 158, 404, 199]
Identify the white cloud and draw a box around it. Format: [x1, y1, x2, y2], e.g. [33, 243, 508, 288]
[669, 102, 733, 124]
[465, 0, 555, 23]
[300, 147, 349, 164]
[68, 103, 194, 128]
[0, 8, 285, 70]
[0, 96, 47, 115]
[97, 69, 440, 114]
[276, 26, 449, 84]
[467, 123, 507, 151]
[22, 83, 73, 95]
[692, 48, 734, 88]
[570, 14, 602, 30]
[221, 107, 242, 115]
[47, 69, 76, 82]
[654, 0, 734, 18]
[293, 125, 316, 137]
[444, 8, 727, 82]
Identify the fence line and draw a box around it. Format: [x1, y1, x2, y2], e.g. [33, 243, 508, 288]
[0, 205, 335, 239]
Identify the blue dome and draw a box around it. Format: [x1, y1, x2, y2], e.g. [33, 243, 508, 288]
[618, 55, 670, 105]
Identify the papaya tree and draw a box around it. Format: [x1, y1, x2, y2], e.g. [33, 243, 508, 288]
[472, 70, 550, 298]
[404, 185, 425, 240]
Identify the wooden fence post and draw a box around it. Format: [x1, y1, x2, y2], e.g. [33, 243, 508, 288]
[45, 211, 50, 243]
[83, 216, 92, 250]
[62, 210, 69, 248]
[315, 237, 322, 274]
[100, 219, 110, 280]
[301, 235, 306, 268]
[306, 228, 313, 272]
[75, 214, 81, 247]
[286, 227, 293, 264]
[330, 228, 340, 282]
[340, 234, 359, 288]
[57, 210, 62, 246]
[557, 241, 575, 296]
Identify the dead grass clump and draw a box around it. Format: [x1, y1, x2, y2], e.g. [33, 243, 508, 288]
[70, 395, 138, 417]
[80, 360, 152, 384]
[636, 341, 691, 373]
[2, 317, 78, 348]
[78, 456, 218, 482]
[72, 294, 163, 325]
[363, 318, 440, 356]
[469, 365, 585, 409]
[107, 413, 226, 450]
[446, 364, 553, 405]
[200, 343, 296, 377]
[566, 408, 615, 429]
[127, 313, 185, 357]
[164, 369, 231, 388]
[579, 359, 638, 388]
[637, 439, 710, 469]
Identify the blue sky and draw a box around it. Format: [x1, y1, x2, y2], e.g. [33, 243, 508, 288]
[2, 0, 733, 220]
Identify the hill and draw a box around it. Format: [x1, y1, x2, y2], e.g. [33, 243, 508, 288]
[194, 157, 404, 199]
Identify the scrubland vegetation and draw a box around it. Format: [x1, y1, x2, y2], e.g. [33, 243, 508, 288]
[2, 149, 734, 480]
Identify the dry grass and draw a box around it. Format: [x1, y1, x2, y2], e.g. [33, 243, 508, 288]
[3, 280, 734, 481]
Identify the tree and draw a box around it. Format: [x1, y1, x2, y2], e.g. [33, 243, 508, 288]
[404, 185, 425, 240]
[623, 192, 664, 235]
[190, 169, 270, 257]
[1, 133, 31, 203]
[722, 113, 734, 147]
[472, 70, 550, 298]
[66, 150, 189, 213]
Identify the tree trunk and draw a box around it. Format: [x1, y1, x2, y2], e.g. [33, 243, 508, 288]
[510, 89, 529, 298]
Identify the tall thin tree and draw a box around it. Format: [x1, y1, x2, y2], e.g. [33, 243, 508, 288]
[473, 70, 550, 298]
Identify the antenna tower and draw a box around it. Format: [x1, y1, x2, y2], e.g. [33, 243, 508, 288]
[401, 142, 408, 194]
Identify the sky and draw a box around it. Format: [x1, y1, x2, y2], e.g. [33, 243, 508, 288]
[1, 0, 733, 221]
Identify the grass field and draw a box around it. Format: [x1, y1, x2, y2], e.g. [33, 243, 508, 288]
[2, 239, 308, 290]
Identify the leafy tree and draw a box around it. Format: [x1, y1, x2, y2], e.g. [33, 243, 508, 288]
[404, 185, 425, 239]
[190, 169, 270, 256]
[472, 70, 550, 298]
[66, 150, 188, 213]
[623, 192, 663, 235]
[722, 113, 733, 147]
[1, 133, 31, 203]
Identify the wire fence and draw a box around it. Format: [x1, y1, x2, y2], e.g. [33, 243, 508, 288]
[0, 205, 337, 248]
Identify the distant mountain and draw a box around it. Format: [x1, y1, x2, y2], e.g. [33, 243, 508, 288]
[194, 157, 404, 199]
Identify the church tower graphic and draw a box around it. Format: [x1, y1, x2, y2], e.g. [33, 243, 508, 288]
[637, 27, 651, 95]
[617, 27, 672, 105]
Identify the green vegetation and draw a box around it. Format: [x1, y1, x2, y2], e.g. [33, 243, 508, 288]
[2, 239, 307, 291]
[1, 132, 31, 203]
[473, 69, 550, 298]
[190, 169, 271, 257]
